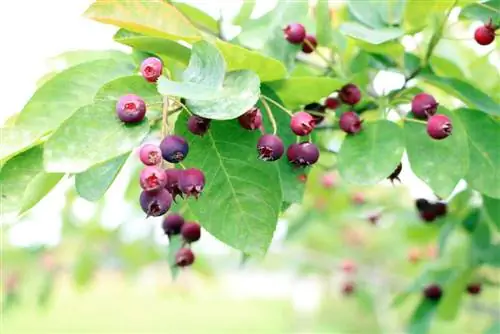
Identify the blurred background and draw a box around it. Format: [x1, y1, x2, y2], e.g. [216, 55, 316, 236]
[1, 0, 499, 333]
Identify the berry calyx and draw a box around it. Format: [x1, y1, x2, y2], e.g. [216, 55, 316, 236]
[339, 111, 362, 134]
[175, 248, 195, 267]
[188, 115, 211, 136]
[139, 166, 167, 192]
[411, 93, 438, 120]
[139, 144, 162, 166]
[162, 214, 185, 236]
[388, 163, 402, 184]
[304, 102, 326, 124]
[474, 24, 495, 45]
[283, 23, 306, 44]
[140, 57, 163, 82]
[466, 283, 482, 295]
[423, 284, 443, 301]
[290, 111, 316, 136]
[139, 189, 172, 217]
[160, 135, 189, 163]
[164, 168, 183, 201]
[178, 168, 205, 198]
[286, 142, 320, 167]
[427, 114, 452, 140]
[339, 84, 361, 105]
[116, 94, 146, 123]
[324, 97, 341, 110]
[257, 134, 284, 161]
[302, 34, 317, 53]
[181, 222, 201, 243]
[238, 107, 262, 130]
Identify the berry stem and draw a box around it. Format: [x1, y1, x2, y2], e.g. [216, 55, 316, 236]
[177, 101, 193, 116]
[260, 95, 293, 117]
[178, 162, 187, 170]
[259, 97, 278, 135]
[403, 118, 427, 125]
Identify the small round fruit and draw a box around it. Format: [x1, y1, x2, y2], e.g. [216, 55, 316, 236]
[367, 212, 381, 225]
[162, 214, 185, 235]
[321, 173, 337, 188]
[324, 97, 341, 109]
[339, 111, 362, 134]
[427, 114, 452, 140]
[419, 209, 437, 223]
[139, 144, 162, 166]
[304, 102, 326, 124]
[423, 284, 443, 301]
[238, 107, 262, 130]
[341, 259, 356, 273]
[286, 142, 320, 167]
[140, 189, 172, 217]
[188, 115, 211, 136]
[408, 248, 421, 263]
[283, 23, 306, 44]
[466, 283, 482, 295]
[116, 94, 146, 123]
[139, 166, 167, 192]
[352, 193, 365, 205]
[257, 134, 284, 161]
[165, 168, 183, 201]
[302, 34, 317, 53]
[179, 168, 205, 198]
[140, 57, 163, 82]
[388, 163, 402, 184]
[339, 84, 361, 105]
[415, 198, 431, 211]
[434, 202, 447, 217]
[290, 111, 316, 136]
[474, 25, 495, 45]
[175, 248, 195, 267]
[342, 282, 355, 295]
[160, 135, 189, 163]
[181, 222, 201, 243]
[411, 93, 438, 120]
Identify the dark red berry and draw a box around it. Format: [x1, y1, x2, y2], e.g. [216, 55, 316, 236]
[415, 198, 431, 211]
[304, 102, 326, 124]
[339, 111, 362, 134]
[139, 144, 162, 166]
[352, 193, 365, 205]
[388, 163, 402, 184]
[339, 84, 361, 105]
[283, 23, 306, 44]
[423, 284, 443, 301]
[342, 282, 355, 295]
[140, 57, 163, 82]
[257, 134, 284, 161]
[420, 209, 437, 223]
[179, 168, 205, 198]
[162, 214, 185, 235]
[175, 248, 195, 267]
[160, 135, 189, 163]
[181, 222, 201, 243]
[324, 97, 341, 109]
[164, 168, 183, 201]
[474, 25, 495, 45]
[238, 107, 262, 130]
[139, 189, 172, 217]
[411, 93, 438, 120]
[290, 111, 316, 136]
[116, 94, 146, 123]
[466, 283, 482, 295]
[427, 114, 452, 140]
[367, 212, 381, 225]
[286, 142, 320, 167]
[434, 202, 447, 217]
[139, 166, 167, 192]
[302, 34, 317, 53]
[187, 115, 211, 136]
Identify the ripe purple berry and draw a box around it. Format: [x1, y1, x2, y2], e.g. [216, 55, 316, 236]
[420, 210, 437, 223]
[339, 84, 361, 105]
[140, 57, 163, 82]
[160, 135, 189, 163]
[302, 34, 317, 53]
[286, 142, 320, 167]
[423, 284, 443, 301]
[283, 23, 306, 44]
[162, 214, 185, 236]
[139, 144, 162, 166]
[474, 23, 495, 45]
[187, 115, 211, 136]
[238, 107, 262, 131]
[304, 102, 326, 124]
[388, 163, 402, 184]
[164, 168, 183, 201]
[175, 248, 195, 267]
[181, 222, 201, 243]
[290, 111, 316, 136]
[139, 189, 172, 217]
[257, 134, 284, 161]
[139, 166, 167, 192]
[116, 94, 146, 123]
[179, 168, 205, 198]
[427, 114, 452, 140]
[466, 283, 482, 295]
[411, 93, 438, 120]
[324, 97, 341, 109]
[339, 111, 362, 134]
[434, 202, 447, 217]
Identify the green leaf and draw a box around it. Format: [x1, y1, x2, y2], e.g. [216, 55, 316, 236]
[174, 113, 282, 256]
[340, 22, 404, 44]
[47, 50, 131, 71]
[338, 120, 405, 185]
[376, 0, 406, 26]
[484, 321, 500, 334]
[462, 208, 481, 233]
[483, 195, 500, 230]
[470, 219, 491, 266]
[84, 0, 200, 41]
[437, 268, 474, 320]
[173, 3, 218, 34]
[95, 75, 162, 106]
[457, 109, 500, 198]
[0, 127, 40, 162]
[167, 235, 183, 280]
[404, 108, 469, 198]
[233, 0, 256, 25]
[404, 0, 439, 32]
[44, 101, 150, 173]
[316, 0, 333, 46]
[408, 299, 438, 334]
[20, 173, 64, 215]
[184, 41, 225, 86]
[460, 0, 500, 23]
[347, 0, 386, 28]
[75, 153, 129, 202]
[73, 249, 98, 288]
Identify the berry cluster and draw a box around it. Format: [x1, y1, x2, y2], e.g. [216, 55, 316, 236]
[411, 93, 452, 140]
[283, 23, 317, 54]
[423, 281, 483, 302]
[162, 214, 201, 267]
[474, 19, 498, 46]
[341, 259, 357, 296]
[415, 198, 447, 222]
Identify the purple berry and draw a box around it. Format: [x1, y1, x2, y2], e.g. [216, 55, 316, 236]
[415, 198, 430, 211]
[257, 134, 284, 162]
[187, 115, 211, 136]
[238, 107, 262, 131]
[302, 34, 317, 53]
[286, 142, 320, 167]
[139, 144, 162, 166]
[466, 283, 482, 295]
[283, 23, 306, 44]
[388, 163, 402, 184]
[175, 248, 195, 267]
[160, 135, 189, 163]
[290, 111, 316, 136]
[423, 284, 443, 301]
[162, 214, 185, 235]
[181, 222, 201, 243]
[139, 189, 172, 217]
[324, 97, 341, 109]
[140, 57, 163, 82]
[339, 84, 361, 105]
[164, 168, 183, 201]
[116, 94, 146, 123]
[427, 114, 452, 140]
[339, 111, 362, 134]
[139, 166, 167, 192]
[304, 102, 326, 124]
[411, 93, 438, 120]
[179, 168, 205, 198]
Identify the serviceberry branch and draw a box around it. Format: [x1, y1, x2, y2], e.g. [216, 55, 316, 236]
[260, 95, 294, 117]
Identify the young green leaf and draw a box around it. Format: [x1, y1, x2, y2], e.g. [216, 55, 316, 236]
[340, 23, 404, 45]
[233, 0, 256, 26]
[483, 195, 500, 230]
[408, 298, 438, 334]
[316, 0, 333, 46]
[173, 3, 218, 35]
[437, 268, 474, 320]
[460, 0, 500, 23]
[95, 75, 162, 106]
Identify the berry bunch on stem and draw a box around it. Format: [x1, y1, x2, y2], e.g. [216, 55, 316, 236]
[162, 214, 201, 268]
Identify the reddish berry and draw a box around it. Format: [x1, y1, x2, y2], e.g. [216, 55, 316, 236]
[116, 94, 146, 123]
[324, 97, 341, 109]
[466, 283, 482, 295]
[257, 134, 284, 161]
[388, 163, 402, 184]
[238, 107, 262, 130]
[341, 259, 356, 273]
[321, 173, 337, 188]
[139, 189, 172, 217]
[160, 135, 189, 163]
[427, 114, 452, 140]
[302, 34, 317, 53]
[140, 57, 163, 82]
[139, 166, 167, 192]
[139, 144, 162, 166]
[164, 168, 183, 201]
[419, 209, 437, 223]
[290, 111, 316, 136]
[162, 214, 185, 236]
[181, 222, 201, 243]
[474, 24, 495, 45]
[175, 248, 195, 267]
[423, 284, 443, 301]
[434, 202, 447, 217]
[415, 198, 430, 211]
[304, 102, 326, 124]
[367, 212, 381, 225]
[297, 174, 307, 183]
[283, 23, 306, 44]
[342, 282, 355, 295]
[352, 193, 365, 205]
[408, 248, 421, 263]
[286, 142, 320, 167]
[339, 111, 362, 134]
[339, 84, 361, 105]
[411, 93, 438, 120]
[188, 115, 211, 136]
[179, 168, 205, 198]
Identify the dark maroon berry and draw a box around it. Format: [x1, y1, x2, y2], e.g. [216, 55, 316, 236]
[164, 168, 183, 201]
[140, 57, 163, 82]
[423, 284, 443, 301]
[283, 23, 306, 44]
[342, 282, 355, 295]
[388, 163, 402, 184]
[415, 198, 430, 211]
[175, 248, 195, 267]
[179, 168, 205, 198]
[290, 111, 316, 136]
[339, 111, 362, 134]
[434, 202, 447, 217]
[139, 166, 167, 192]
[139, 144, 162, 166]
[116, 94, 146, 123]
[367, 212, 381, 225]
[139, 189, 172, 217]
[339, 84, 361, 105]
[474, 24, 495, 45]
[466, 283, 482, 295]
[181, 222, 201, 243]
[420, 209, 437, 223]
[257, 134, 284, 161]
[162, 214, 185, 235]
[427, 114, 452, 140]
[411, 93, 438, 120]
[302, 34, 317, 53]
[160, 135, 189, 163]
[188, 115, 211, 136]
[238, 107, 262, 130]
[324, 97, 341, 109]
[304, 102, 326, 124]
[286, 142, 320, 167]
